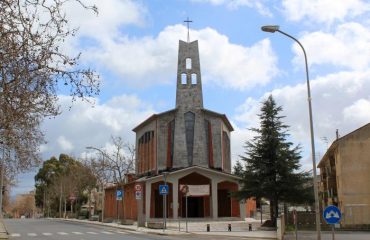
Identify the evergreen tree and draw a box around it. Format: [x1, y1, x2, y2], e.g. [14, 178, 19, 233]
[236, 95, 311, 226]
[233, 160, 244, 177]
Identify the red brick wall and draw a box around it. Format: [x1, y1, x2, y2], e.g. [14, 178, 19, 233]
[104, 183, 138, 221]
[245, 198, 256, 218]
[218, 181, 240, 217]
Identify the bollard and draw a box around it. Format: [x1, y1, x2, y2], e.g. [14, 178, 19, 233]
[206, 224, 210, 232]
[249, 223, 252, 231]
[228, 223, 232, 232]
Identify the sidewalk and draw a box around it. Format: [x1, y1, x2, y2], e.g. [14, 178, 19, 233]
[58, 218, 277, 239]
[0, 220, 8, 239]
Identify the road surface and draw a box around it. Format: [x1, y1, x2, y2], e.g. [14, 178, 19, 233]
[4, 218, 249, 240]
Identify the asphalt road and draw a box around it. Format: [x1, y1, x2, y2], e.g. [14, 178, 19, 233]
[3, 219, 246, 240]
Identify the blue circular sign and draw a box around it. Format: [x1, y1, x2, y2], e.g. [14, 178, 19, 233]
[323, 205, 341, 224]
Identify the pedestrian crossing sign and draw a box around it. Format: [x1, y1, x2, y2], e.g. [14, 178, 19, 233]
[159, 185, 169, 195]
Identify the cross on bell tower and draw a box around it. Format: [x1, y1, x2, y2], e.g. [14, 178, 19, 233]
[184, 17, 193, 43]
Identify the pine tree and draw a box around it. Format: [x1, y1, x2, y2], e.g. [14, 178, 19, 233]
[233, 160, 244, 177]
[236, 95, 311, 226]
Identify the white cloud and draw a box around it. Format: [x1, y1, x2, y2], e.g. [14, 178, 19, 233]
[191, 0, 273, 17]
[282, 0, 370, 24]
[65, 0, 146, 40]
[233, 70, 370, 169]
[343, 99, 370, 124]
[292, 22, 370, 71]
[84, 25, 278, 90]
[57, 136, 74, 152]
[41, 95, 154, 158]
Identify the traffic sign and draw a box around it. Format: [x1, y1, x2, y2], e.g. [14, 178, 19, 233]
[323, 205, 342, 224]
[159, 185, 169, 195]
[135, 184, 142, 191]
[135, 191, 142, 200]
[116, 190, 123, 201]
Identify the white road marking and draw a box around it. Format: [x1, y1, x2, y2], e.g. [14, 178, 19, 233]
[57, 232, 69, 235]
[27, 233, 37, 237]
[42, 233, 53, 236]
[10, 233, 21, 237]
[86, 231, 98, 234]
[101, 231, 114, 234]
[72, 231, 83, 235]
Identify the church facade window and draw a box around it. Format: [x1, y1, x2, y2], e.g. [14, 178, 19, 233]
[204, 120, 214, 168]
[222, 131, 230, 171]
[184, 111, 195, 166]
[181, 73, 187, 85]
[186, 58, 192, 69]
[191, 73, 197, 84]
[167, 120, 175, 169]
[138, 130, 155, 175]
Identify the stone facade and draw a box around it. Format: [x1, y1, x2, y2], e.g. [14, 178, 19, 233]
[318, 123, 370, 227]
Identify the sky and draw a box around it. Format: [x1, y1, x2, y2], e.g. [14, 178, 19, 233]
[13, 0, 370, 196]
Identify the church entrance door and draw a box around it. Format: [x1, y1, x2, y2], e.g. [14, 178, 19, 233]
[181, 196, 204, 218]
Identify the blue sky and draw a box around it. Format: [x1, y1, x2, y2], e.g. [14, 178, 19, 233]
[14, 0, 370, 196]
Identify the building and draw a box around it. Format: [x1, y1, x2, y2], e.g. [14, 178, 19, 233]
[318, 123, 370, 227]
[104, 37, 255, 224]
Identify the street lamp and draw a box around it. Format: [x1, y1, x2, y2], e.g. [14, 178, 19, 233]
[86, 146, 108, 223]
[261, 25, 321, 240]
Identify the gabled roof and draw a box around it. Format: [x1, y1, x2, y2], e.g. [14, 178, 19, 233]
[132, 109, 177, 132]
[202, 108, 234, 131]
[317, 122, 370, 168]
[135, 165, 241, 183]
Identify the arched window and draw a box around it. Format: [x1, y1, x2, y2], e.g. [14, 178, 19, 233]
[191, 73, 197, 84]
[181, 73, 187, 85]
[186, 58, 192, 69]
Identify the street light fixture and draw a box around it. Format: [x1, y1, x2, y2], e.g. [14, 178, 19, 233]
[261, 25, 321, 240]
[85, 146, 108, 223]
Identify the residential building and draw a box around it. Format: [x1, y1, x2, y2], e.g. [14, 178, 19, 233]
[318, 123, 370, 227]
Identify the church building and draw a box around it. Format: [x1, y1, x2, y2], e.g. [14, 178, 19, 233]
[132, 38, 246, 222]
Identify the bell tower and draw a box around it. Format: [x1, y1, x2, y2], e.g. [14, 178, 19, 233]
[175, 40, 203, 110]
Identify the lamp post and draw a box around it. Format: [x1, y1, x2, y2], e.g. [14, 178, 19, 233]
[261, 25, 321, 240]
[86, 146, 108, 223]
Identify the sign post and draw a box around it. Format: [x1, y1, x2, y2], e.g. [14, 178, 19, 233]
[116, 189, 123, 223]
[323, 205, 342, 240]
[293, 209, 297, 240]
[159, 184, 169, 232]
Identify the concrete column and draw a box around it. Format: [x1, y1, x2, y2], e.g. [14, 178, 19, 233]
[238, 182, 246, 220]
[240, 201, 246, 220]
[211, 178, 219, 219]
[145, 181, 151, 222]
[172, 179, 179, 219]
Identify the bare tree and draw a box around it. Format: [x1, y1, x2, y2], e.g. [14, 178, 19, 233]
[85, 136, 135, 221]
[87, 136, 135, 185]
[0, 0, 100, 172]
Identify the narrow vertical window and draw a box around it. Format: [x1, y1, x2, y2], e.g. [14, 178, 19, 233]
[181, 73, 187, 85]
[191, 73, 197, 84]
[186, 58, 192, 69]
[167, 120, 175, 169]
[184, 112, 195, 166]
[222, 131, 230, 171]
[204, 120, 214, 168]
